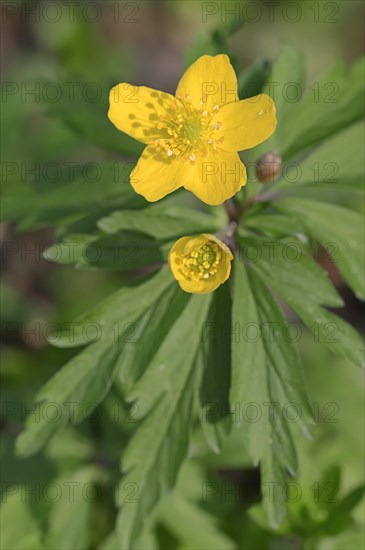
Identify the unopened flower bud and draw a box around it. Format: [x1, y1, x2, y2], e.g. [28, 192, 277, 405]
[169, 234, 233, 294]
[256, 151, 282, 184]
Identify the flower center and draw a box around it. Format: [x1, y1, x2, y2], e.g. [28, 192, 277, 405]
[154, 95, 224, 164]
[177, 241, 221, 281]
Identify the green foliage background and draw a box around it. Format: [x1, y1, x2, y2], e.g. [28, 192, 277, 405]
[1, 1, 364, 549]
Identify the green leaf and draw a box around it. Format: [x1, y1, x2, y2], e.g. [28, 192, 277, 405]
[260, 444, 288, 529]
[241, 237, 343, 308]
[116, 293, 212, 549]
[16, 268, 175, 456]
[199, 283, 232, 453]
[316, 485, 365, 536]
[243, 235, 364, 367]
[46, 232, 170, 271]
[117, 284, 190, 390]
[281, 57, 365, 159]
[49, 75, 144, 157]
[1, 162, 144, 228]
[100, 529, 158, 550]
[295, 304, 363, 368]
[244, 214, 304, 238]
[275, 198, 365, 300]
[230, 260, 268, 464]
[98, 207, 220, 241]
[229, 262, 313, 528]
[16, 338, 120, 457]
[238, 58, 271, 99]
[276, 122, 365, 192]
[257, 45, 305, 155]
[46, 467, 100, 550]
[50, 265, 174, 347]
[184, 21, 243, 68]
[0, 490, 45, 550]
[316, 465, 341, 512]
[248, 272, 310, 526]
[158, 492, 235, 550]
[250, 272, 310, 455]
[330, 530, 365, 550]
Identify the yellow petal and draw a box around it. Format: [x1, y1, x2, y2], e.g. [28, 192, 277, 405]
[206, 234, 234, 262]
[219, 94, 277, 152]
[130, 145, 188, 202]
[184, 150, 246, 205]
[108, 84, 175, 144]
[175, 55, 238, 110]
[175, 274, 219, 294]
[169, 236, 204, 264]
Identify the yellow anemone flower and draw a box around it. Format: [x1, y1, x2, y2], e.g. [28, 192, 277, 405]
[169, 234, 233, 294]
[108, 54, 277, 205]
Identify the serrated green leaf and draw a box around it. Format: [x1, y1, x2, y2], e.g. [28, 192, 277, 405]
[1, 162, 144, 228]
[50, 265, 174, 347]
[244, 214, 304, 239]
[158, 492, 235, 550]
[248, 272, 310, 526]
[49, 75, 144, 157]
[240, 237, 343, 308]
[230, 260, 268, 464]
[46, 466, 100, 550]
[16, 338, 120, 457]
[199, 283, 232, 454]
[116, 293, 212, 549]
[276, 122, 365, 192]
[275, 198, 365, 300]
[98, 207, 220, 240]
[117, 284, 190, 391]
[48, 233, 170, 271]
[282, 57, 365, 159]
[125, 293, 212, 416]
[17, 268, 176, 456]
[260, 446, 288, 529]
[288, 300, 363, 368]
[250, 272, 310, 457]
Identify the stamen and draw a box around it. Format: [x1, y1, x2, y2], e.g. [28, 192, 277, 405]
[177, 241, 221, 281]
[155, 92, 223, 162]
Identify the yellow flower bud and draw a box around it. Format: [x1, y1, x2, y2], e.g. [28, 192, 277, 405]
[169, 234, 233, 294]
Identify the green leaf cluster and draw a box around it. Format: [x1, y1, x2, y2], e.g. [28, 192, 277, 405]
[2, 18, 364, 549]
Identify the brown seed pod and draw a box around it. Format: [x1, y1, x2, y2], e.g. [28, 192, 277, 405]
[256, 151, 282, 184]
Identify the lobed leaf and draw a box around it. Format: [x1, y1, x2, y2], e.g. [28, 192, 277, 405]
[276, 122, 365, 192]
[199, 283, 232, 454]
[49, 265, 174, 347]
[230, 260, 268, 465]
[242, 236, 364, 367]
[275, 198, 365, 300]
[98, 207, 220, 241]
[116, 293, 212, 549]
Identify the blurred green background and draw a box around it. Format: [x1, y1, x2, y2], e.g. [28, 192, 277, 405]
[1, 1, 364, 549]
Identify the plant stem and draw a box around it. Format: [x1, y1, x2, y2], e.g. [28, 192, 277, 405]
[224, 198, 239, 222]
[222, 189, 277, 250]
